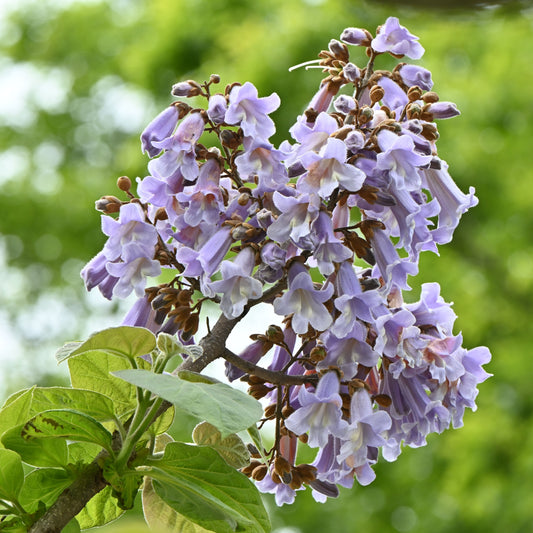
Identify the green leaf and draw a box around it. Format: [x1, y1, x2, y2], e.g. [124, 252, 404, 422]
[75, 485, 124, 529]
[2, 424, 69, 468]
[193, 422, 250, 469]
[0, 388, 34, 448]
[112, 370, 263, 437]
[18, 468, 74, 513]
[145, 442, 270, 533]
[142, 477, 212, 533]
[68, 352, 142, 418]
[60, 326, 156, 363]
[30, 387, 116, 422]
[0, 449, 24, 502]
[20, 410, 114, 454]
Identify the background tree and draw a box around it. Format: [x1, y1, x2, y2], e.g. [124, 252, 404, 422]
[1, 0, 532, 531]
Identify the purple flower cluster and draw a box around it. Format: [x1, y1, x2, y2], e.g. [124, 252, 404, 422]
[82, 18, 491, 505]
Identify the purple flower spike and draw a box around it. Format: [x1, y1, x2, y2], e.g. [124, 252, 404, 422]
[284, 372, 348, 448]
[372, 17, 425, 60]
[225, 81, 280, 141]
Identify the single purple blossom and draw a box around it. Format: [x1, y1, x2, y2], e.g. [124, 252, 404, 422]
[267, 191, 321, 245]
[298, 137, 366, 198]
[421, 159, 478, 245]
[273, 262, 334, 334]
[284, 372, 348, 448]
[372, 17, 425, 59]
[376, 130, 432, 191]
[225, 81, 280, 141]
[209, 247, 263, 318]
[101, 202, 159, 262]
[149, 112, 205, 181]
[177, 158, 224, 226]
[337, 390, 391, 485]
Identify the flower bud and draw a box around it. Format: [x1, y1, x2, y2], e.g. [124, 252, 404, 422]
[407, 85, 423, 102]
[340, 27, 372, 47]
[342, 62, 360, 82]
[334, 94, 355, 114]
[251, 464, 268, 481]
[345, 130, 365, 151]
[95, 196, 122, 214]
[397, 63, 433, 90]
[220, 129, 242, 150]
[210, 74, 221, 84]
[328, 39, 349, 62]
[207, 93, 227, 125]
[171, 80, 203, 97]
[369, 85, 385, 106]
[116, 175, 131, 192]
[426, 101, 460, 119]
[422, 91, 440, 103]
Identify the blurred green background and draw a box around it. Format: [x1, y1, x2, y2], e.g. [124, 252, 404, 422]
[1, 0, 532, 531]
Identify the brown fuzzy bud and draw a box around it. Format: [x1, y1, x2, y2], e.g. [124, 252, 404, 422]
[309, 344, 327, 363]
[117, 176, 131, 192]
[251, 464, 268, 481]
[95, 196, 122, 214]
[210, 74, 221, 84]
[264, 404, 277, 419]
[407, 86, 423, 102]
[238, 192, 251, 206]
[358, 106, 374, 124]
[422, 91, 439, 103]
[420, 122, 439, 142]
[281, 405, 294, 418]
[248, 383, 272, 400]
[369, 85, 385, 106]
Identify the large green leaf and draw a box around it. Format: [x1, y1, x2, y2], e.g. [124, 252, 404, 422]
[112, 370, 263, 437]
[75, 485, 125, 529]
[0, 449, 24, 502]
[18, 468, 74, 513]
[29, 387, 116, 422]
[142, 477, 212, 533]
[193, 422, 250, 469]
[2, 424, 69, 467]
[145, 442, 270, 533]
[20, 410, 114, 454]
[57, 326, 156, 364]
[68, 352, 142, 418]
